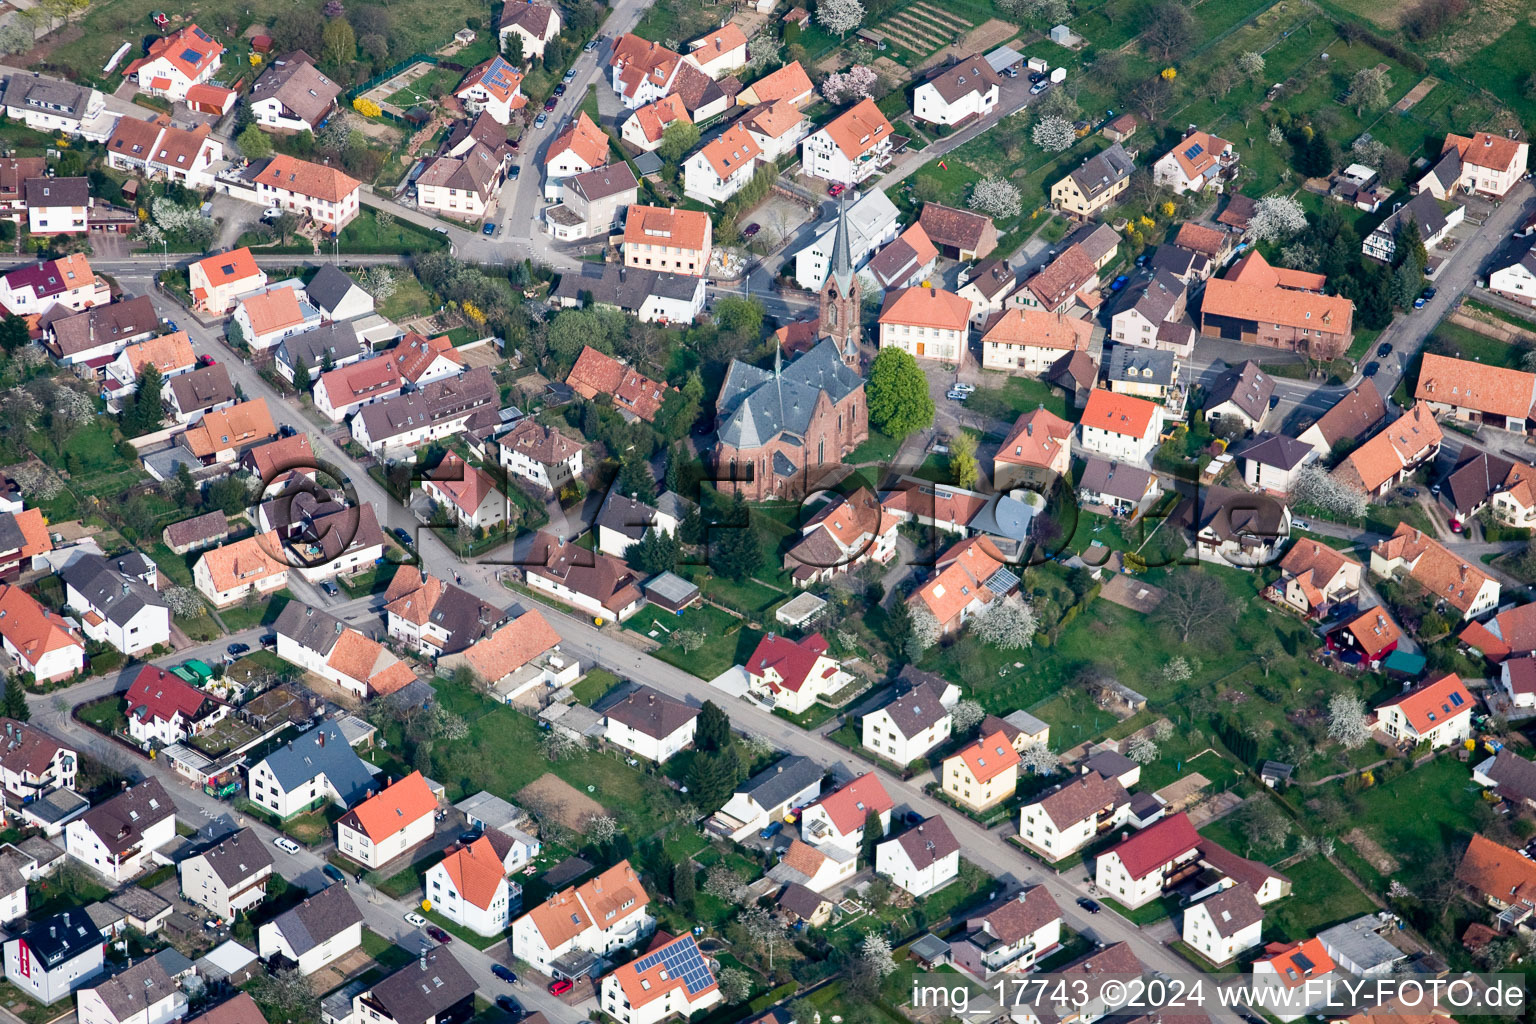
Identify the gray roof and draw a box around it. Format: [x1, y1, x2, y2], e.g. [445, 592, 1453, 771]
[739, 755, 823, 807]
[454, 792, 522, 831]
[923, 54, 1003, 105]
[1106, 345, 1177, 387]
[109, 886, 170, 922]
[1078, 457, 1154, 503]
[1483, 747, 1536, 803]
[367, 948, 477, 1024]
[194, 827, 272, 888]
[25, 177, 88, 209]
[643, 571, 698, 605]
[164, 510, 229, 549]
[1125, 269, 1185, 323]
[249, 52, 340, 127]
[1084, 749, 1138, 779]
[552, 263, 700, 311]
[568, 162, 639, 203]
[1206, 360, 1273, 421]
[1316, 915, 1403, 973]
[717, 338, 864, 449]
[603, 685, 700, 739]
[1068, 142, 1134, 199]
[356, 366, 498, 444]
[594, 490, 663, 544]
[257, 723, 373, 805]
[1148, 245, 1206, 280]
[170, 363, 237, 413]
[1232, 431, 1312, 471]
[1192, 884, 1263, 939]
[3, 74, 94, 120]
[417, 144, 503, 200]
[19, 910, 101, 968]
[268, 882, 362, 954]
[304, 264, 365, 316]
[149, 948, 195, 979]
[278, 321, 363, 372]
[889, 815, 960, 867]
[79, 777, 174, 850]
[59, 552, 168, 627]
[273, 601, 346, 658]
[0, 850, 23, 897]
[1061, 222, 1120, 264]
[877, 678, 952, 737]
[1372, 190, 1451, 245]
[777, 881, 829, 920]
[1424, 146, 1463, 190]
[1003, 708, 1049, 736]
[655, 490, 695, 521]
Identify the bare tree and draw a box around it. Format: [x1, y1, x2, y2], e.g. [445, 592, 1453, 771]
[1132, 75, 1175, 121]
[1207, 64, 1238, 99]
[703, 864, 750, 904]
[1140, 0, 1194, 61]
[1156, 572, 1234, 643]
[741, 905, 787, 971]
[1020, 744, 1060, 775]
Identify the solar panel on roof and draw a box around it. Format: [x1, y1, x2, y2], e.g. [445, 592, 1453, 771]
[1449, 691, 1465, 706]
[632, 937, 714, 996]
[1184, 143, 1204, 160]
[180, 48, 204, 63]
[193, 27, 213, 42]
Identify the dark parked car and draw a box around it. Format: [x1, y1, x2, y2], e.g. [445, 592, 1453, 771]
[226, 642, 250, 658]
[553, 83, 566, 97]
[509, 166, 521, 179]
[1400, 487, 1420, 498]
[1109, 275, 1129, 291]
[1421, 286, 1437, 300]
[492, 965, 517, 984]
[1029, 71, 1045, 83]
[482, 222, 495, 235]
[1363, 361, 1380, 376]
[393, 527, 414, 547]
[278, 423, 298, 438]
[458, 829, 483, 844]
[742, 222, 761, 238]
[1076, 897, 1101, 914]
[543, 97, 558, 111]
[321, 580, 339, 597]
[259, 634, 277, 650]
[322, 864, 347, 885]
[1377, 342, 1392, 357]
[496, 997, 522, 1019]
[426, 926, 452, 944]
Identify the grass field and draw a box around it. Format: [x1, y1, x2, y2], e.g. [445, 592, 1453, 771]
[385, 67, 463, 110]
[340, 208, 450, 255]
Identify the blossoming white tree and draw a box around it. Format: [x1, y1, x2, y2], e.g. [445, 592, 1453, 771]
[1249, 194, 1308, 244]
[1031, 114, 1076, 153]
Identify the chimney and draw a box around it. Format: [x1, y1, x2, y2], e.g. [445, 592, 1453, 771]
[318, 730, 326, 747]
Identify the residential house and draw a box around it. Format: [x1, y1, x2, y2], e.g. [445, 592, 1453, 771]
[1205, 361, 1274, 432]
[1297, 379, 1387, 457]
[993, 407, 1074, 489]
[979, 308, 1093, 377]
[1489, 238, 1536, 307]
[783, 487, 898, 587]
[707, 756, 823, 841]
[1333, 402, 1443, 498]
[739, 99, 808, 161]
[258, 495, 385, 585]
[683, 124, 763, 205]
[1272, 539, 1362, 619]
[60, 553, 169, 657]
[599, 934, 720, 1024]
[100, 330, 196, 403]
[0, 254, 107, 319]
[1174, 221, 1233, 267]
[65, 778, 175, 884]
[25, 178, 89, 236]
[3, 910, 104, 1004]
[742, 632, 852, 716]
[498, 419, 585, 491]
[425, 836, 519, 938]
[523, 532, 645, 622]
[314, 335, 466, 422]
[178, 828, 273, 920]
[258, 882, 363, 975]
[948, 886, 1062, 978]
[622, 206, 712, 276]
[861, 223, 938, 294]
[1195, 486, 1292, 566]
[1461, 601, 1536, 663]
[799, 98, 893, 187]
[383, 568, 506, 657]
[1251, 938, 1337, 1023]
[619, 94, 691, 153]
[1455, 832, 1536, 929]
[1315, 917, 1407, 977]
[350, 949, 476, 1024]
[777, 883, 833, 927]
[0, 720, 76, 806]
[167, 364, 237, 424]
[180, 399, 278, 465]
[163, 512, 230, 556]
[1017, 771, 1131, 862]
[594, 490, 686, 558]
[1416, 352, 1536, 432]
[1109, 271, 1189, 355]
[1362, 190, 1463, 262]
[1370, 523, 1500, 619]
[2, 77, 105, 139]
[1233, 432, 1313, 494]
[0, 584, 82, 684]
[192, 534, 288, 609]
[249, 52, 341, 132]
[957, 260, 1015, 326]
[687, 24, 748, 78]
[1078, 390, 1163, 463]
[608, 35, 686, 109]
[435, 608, 575, 703]
[875, 816, 959, 896]
[918, 203, 997, 261]
[1093, 812, 1201, 909]
[336, 771, 437, 869]
[1376, 673, 1475, 749]
[416, 144, 510, 222]
[713, 338, 867, 500]
[188, 248, 266, 315]
[351, 366, 499, 457]
[453, 56, 526, 125]
[1182, 884, 1263, 966]
[498, 3, 560, 59]
[799, 773, 892, 852]
[913, 54, 1002, 126]
[942, 730, 1020, 812]
[1051, 143, 1134, 218]
[274, 321, 366, 385]
[602, 686, 699, 764]
[1107, 346, 1180, 403]
[125, 25, 223, 101]
[0, 510, 49, 582]
[421, 455, 505, 531]
[1152, 130, 1238, 193]
[547, 163, 638, 241]
[908, 536, 1018, 635]
[877, 286, 971, 363]
[860, 673, 958, 767]
[510, 860, 653, 976]
[545, 113, 611, 201]
[1417, 132, 1529, 199]
[1199, 251, 1354, 359]
[1326, 605, 1402, 667]
[233, 282, 321, 352]
[247, 723, 374, 819]
[106, 116, 223, 185]
[251, 154, 361, 232]
[736, 61, 814, 108]
[550, 264, 704, 323]
[304, 264, 373, 322]
[1012, 244, 1099, 314]
[767, 838, 856, 892]
[75, 956, 184, 1024]
[43, 294, 157, 366]
[793, 187, 900, 290]
[122, 665, 229, 747]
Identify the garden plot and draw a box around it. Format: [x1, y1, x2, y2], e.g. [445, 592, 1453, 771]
[870, 1, 975, 57]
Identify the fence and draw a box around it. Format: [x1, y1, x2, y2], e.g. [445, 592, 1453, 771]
[345, 54, 443, 101]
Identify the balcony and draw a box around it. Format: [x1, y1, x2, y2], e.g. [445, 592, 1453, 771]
[982, 942, 1036, 972]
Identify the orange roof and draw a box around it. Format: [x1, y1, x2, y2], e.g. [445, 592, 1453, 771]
[949, 729, 1019, 784]
[394, 332, 464, 382]
[197, 532, 287, 594]
[1226, 249, 1326, 292]
[1377, 672, 1473, 734]
[1415, 351, 1536, 421]
[437, 835, 507, 910]
[609, 34, 683, 101]
[610, 934, 717, 1009]
[996, 407, 1073, 469]
[697, 123, 762, 179]
[1456, 833, 1536, 906]
[913, 535, 1006, 625]
[326, 628, 415, 697]
[1459, 602, 1536, 661]
[780, 839, 826, 877]
[124, 331, 195, 377]
[742, 98, 803, 141]
[1166, 130, 1230, 180]
[1256, 938, 1334, 988]
[245, 434, 314, 484]
[982, 308, 1092, 351]
[384, 566, 445, 626]
[426, 454, 500, 517]
[255, 154, 360, 205]
[548, 112, 610, 170]
[690, 23, 748, 58]
[1203, 275, 1353, 335]
[810, 773, 893, 834]
[193, 248, 262, 288]
[819, 97, 892, 160]
[628, 94, 691, 144]
[806, 486, 898, 541]
[455, 55, 525, 105]
[0, 584, 82, 664]
[1338, 606, 1401, 659]
[340, 770, 436, 842]
[458, 609, 561, 682]
[897, 222, 938, 267]
[1280, 539, 1360, 592]
[183, 398, 278, 457]
[878, 286, 970, 331]
[1446, 132, 1526, 174]
[184, 83, 236, 110]
[239, 287, 306, 338]
[743, 61, 813, 105]
[623, 205, 711, 252]
[1173, 221, 1226, 257]
[1081, 388, 1159, 439]
[525, 859, 648, 949]
[14, 509, 50, 560]
[1337, 401, 1442, 492]
[565, 346, 671, 421]
[1372, 523, 1496, 615]
[126, 24, 223, 81]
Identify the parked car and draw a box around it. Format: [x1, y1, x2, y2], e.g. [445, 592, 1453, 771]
[509, 166, 521, 180]
[946, 389, 969, 401]
[741, 222, 761, 238]
[549, 978, 574, 997]
[1377, 342, 1392, 357]
[553, 83, 566, 97]
[259, 633, 277, 650]
[1451, 517, 1465, 533]
[426, 926, 452, 944]
[1363, 361, 1380, 376]
[1029, 71, 1046, 83]
[1413, 297, 1427, 309]
[563, 68, 577, 82]
[404, 912, 427, 928]
[322, 864, 347, 885]
[322, 580, 340, 597]
[1030, 80, 1049, 94]
[496, 997, 522, 1019]
[1293, 518, 1311, 531]
[1076, 897, 1101, 914]
[492, 965, 518, 984]
[1421, 286, 1437, 300]
[482, 222, 495, 235]
[273, 837, 301, 855]
[1135, 253, 1149, 266]
[827, 183, 846, 197]
[394, 527, 414, 547]
[1400, 487, 1420, 498]
[952, 382, 975, 394]
[1110, 275, 1129, 291]
[758, 821, 783, 839]
[458, 829, 483, 844]
[544, 97, 558, 111]
[583, 38, 599, 51]
[534, 113, 547, 128]
[226, 642, 250, 658]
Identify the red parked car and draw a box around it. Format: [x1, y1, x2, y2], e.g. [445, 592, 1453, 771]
[548, 978, 573, 997]
[826, 183, 846, 197]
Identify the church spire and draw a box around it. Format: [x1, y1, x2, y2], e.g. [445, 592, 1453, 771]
[818, 193, 862, 372]
[828, 194, 855, 296]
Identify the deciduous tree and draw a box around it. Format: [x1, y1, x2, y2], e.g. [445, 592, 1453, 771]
[1347, 66, 1392, 115]
[1030, 115, 1076, 153]
[1248, 194, 1307, 244]
[816, 0, 866, 37]
[1327, 694, 1370, 749]
[972, 599, 1037, 649]
[866, 346, 934, 437]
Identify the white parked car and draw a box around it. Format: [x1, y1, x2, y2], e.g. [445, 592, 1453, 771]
[272, 836, 301, 855]
[405, 912, 428, 928]
[952, 382, 976, 394]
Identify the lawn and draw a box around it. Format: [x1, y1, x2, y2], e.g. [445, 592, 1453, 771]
[361, 929, 417, 972]
[77, 695, 127, 737]
[217, 592, 291, 633]
[847, 430, 903, 467]
[627, 603, 754, 680]
[965, 372, 1073, 427]
[570, 667, 622, 706]
[378, 273, 437, 322]
[385, 67, 464, 110]
[1263, 854, 1378, 941]
[423, 905, 506, 950]
[340, 208, 449, 255]
[1459, 20, 1536, 135]
[1334, 756, 1488, 892]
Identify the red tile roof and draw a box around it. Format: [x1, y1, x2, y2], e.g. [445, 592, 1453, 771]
[1376, 672, 1473, 734]
[949, 729, 1019, 784]
[1102, 810, 1200, 879]
[125, 665, 210, 725]
[339, 771, 436, 842]
[1256, 938, 1335, 988]
[1456, 832, 1536, 906]
[1081, 388, 1159, 439]
[746, 632, 834, 694]
[810, 773, 893, 834]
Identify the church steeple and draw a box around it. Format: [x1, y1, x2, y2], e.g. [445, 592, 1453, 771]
[819, 196, 862, 372]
